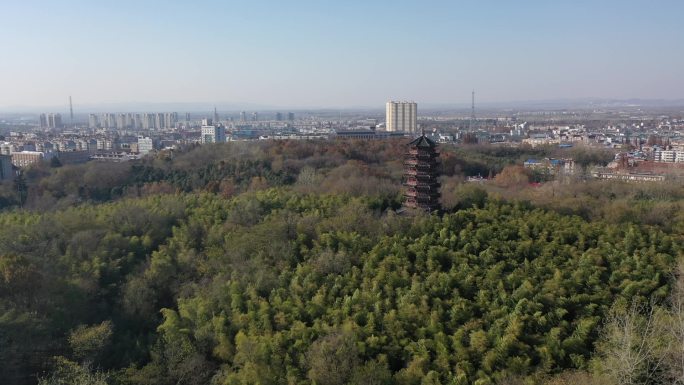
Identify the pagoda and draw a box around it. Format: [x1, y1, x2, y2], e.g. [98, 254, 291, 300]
[403, 132, 441, 211]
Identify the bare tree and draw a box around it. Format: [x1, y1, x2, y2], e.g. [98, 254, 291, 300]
[597, 299, 667, 385]
[660, 264, 684, 384]
[307, 331, 359, 385]
[541, 371, 612, 385]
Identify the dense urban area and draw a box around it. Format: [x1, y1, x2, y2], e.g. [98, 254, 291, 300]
[2, 103, 684, 184]
[0, 101, 683, 385]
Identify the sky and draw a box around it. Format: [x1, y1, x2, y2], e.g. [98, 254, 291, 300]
[1, 0, 683, 110]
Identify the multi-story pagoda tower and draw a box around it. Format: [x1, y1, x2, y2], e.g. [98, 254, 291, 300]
[404, 131, 440, 211]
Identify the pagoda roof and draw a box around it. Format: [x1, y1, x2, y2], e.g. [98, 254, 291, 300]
[407, 134, 437, 148]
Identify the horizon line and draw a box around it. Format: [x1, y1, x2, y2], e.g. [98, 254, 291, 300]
[3, 97, 684, 113]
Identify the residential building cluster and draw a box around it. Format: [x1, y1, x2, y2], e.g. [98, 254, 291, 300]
[39, 113, 63, 129]
[523, 158, 576, 175]
[1, 104, 683, 185]
[0, 110, 312, 175]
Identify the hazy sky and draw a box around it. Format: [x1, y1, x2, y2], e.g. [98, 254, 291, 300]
[1, 0, 683, 109]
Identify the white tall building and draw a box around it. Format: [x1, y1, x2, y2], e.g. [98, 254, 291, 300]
[143, 113, 155, 130]
[155, 113, 164, 129]
[88, 114, 99, 129]
[164, 112, 178, 129]
[102, 113, 116, 129]
[137, 136, 154, 155]
[201, 125, 226, 144]
[133, 114, 142, 130]
[386, 101, 417, 133]
[117, 113, 127, 129]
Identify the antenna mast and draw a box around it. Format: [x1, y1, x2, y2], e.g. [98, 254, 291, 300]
[470, 89, 475, 131]
[69, 96, 74, 127]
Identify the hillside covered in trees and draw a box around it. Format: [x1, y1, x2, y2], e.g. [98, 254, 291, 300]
[0, 140, 683, 385]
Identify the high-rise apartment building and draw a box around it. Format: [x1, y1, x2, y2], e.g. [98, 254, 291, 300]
[88, 114, 99, 129]
[155, 113, 164, 129]
[117, 113, 127, 130]
[386, 101, 417, 133]
[163, 112, 177, 129]
[126, 113, 135, 129]
[39, 113, 63, 129]
[102, 113, 116, 129]
[50, 113, 62, 129]
[133, 114, 142, 130]
[40, 113, 63, 129]
[143, 113, 154, 130]
[201, 125, 226, 144]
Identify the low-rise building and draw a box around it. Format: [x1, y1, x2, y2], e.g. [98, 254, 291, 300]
[11, 151, 45, 168]
[1, 142, 16, 155]
[57, 150, 91, 165]
[592, 170, 666, 182]
[524, 158, 575, 175]
[654, 149, 684, 163]
[522, 135, 560, 147]
[137, 136, 154, 154]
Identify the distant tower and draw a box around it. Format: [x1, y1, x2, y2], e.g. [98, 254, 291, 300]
[403, 131, 440, 211]
[469, 90, 475, 131]
[69, 96, 74, 126]
[213, 106, 219, 124]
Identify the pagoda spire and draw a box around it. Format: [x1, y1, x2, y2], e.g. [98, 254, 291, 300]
[403, 134, 441, 212]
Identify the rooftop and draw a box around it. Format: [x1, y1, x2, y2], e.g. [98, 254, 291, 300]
[408, 134, 437, 148]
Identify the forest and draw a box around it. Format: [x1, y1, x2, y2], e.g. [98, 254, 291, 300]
[0, 139, 682, 385]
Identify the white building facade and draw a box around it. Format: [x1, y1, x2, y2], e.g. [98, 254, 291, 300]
[655, 149, 684, 163]
[201, 125, 226, 144]
[386, 101, 417, 133]
[137, 136, 154, 155]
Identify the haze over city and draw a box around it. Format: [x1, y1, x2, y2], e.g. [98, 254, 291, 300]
[2, 0, 684, 110]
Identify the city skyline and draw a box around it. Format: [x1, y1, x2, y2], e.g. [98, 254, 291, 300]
[2, 0, 684, 109]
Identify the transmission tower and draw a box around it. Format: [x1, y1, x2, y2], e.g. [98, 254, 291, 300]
[469, 90, 475, 131]
[69, 96, 74, 126]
